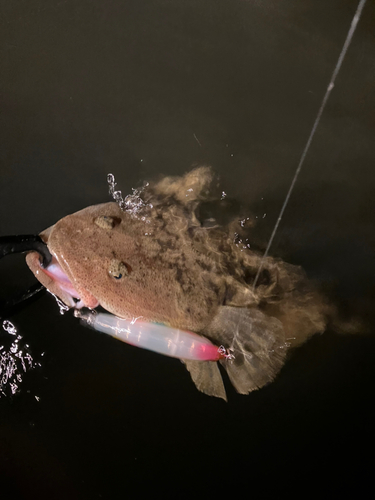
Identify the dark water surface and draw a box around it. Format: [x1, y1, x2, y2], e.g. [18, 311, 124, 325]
[1, 1, 374, 498]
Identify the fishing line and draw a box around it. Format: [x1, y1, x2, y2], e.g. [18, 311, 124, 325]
[252, 0, 367, 290]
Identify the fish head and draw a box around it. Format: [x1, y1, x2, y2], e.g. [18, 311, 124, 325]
[26, 202, 171, 321]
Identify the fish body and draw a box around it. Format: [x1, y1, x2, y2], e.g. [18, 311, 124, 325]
[26, 168, 331, 399]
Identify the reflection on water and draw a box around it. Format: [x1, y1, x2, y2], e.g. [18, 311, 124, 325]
[0, 320, 40, 398]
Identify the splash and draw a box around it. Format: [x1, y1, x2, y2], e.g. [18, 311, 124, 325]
[0, 320, 40, 398]
[107, 173, 153, 220]
[48, 291, 70, 315]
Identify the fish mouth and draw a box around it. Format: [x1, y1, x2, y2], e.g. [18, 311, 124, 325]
[42, 256, 87, 309]
[26, 251, 99, 310]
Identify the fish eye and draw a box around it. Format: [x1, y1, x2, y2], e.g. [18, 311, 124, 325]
[108, 259, 131, 279]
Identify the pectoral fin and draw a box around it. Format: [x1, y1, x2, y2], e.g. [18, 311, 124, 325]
[206, 306, 287, 394]
[183, 359, 227, 401]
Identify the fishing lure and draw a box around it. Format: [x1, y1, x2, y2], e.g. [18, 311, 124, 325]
[76, 310, 232, 362]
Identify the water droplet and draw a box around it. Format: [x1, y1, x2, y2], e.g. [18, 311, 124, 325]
[1, 321, 40, 398]
[107, 173, 152, 221]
